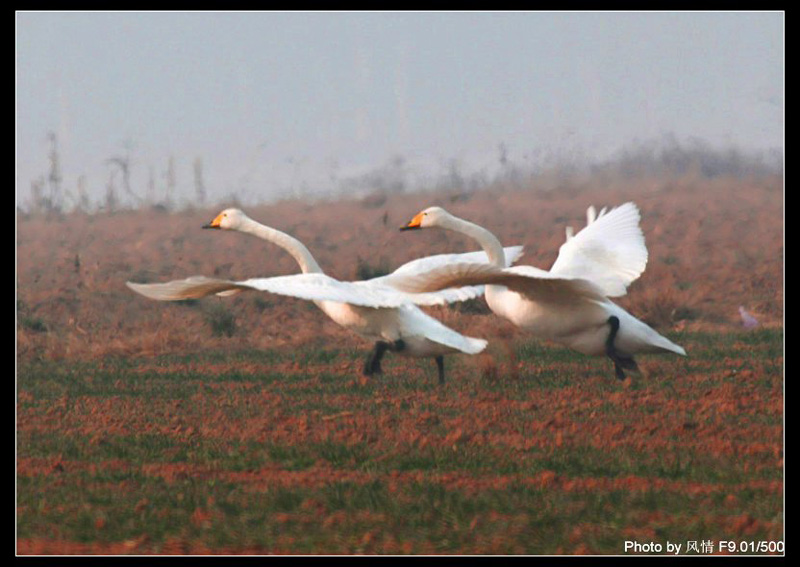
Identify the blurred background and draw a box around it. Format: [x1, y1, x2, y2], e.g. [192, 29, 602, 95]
[16, 11, 783, 213]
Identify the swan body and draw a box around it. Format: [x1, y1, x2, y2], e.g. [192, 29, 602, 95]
[400, 204, 686, 379]
[127, 208, 515, 382]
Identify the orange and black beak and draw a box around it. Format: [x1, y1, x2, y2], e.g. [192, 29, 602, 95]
[202, 212, 224, 229]
[400, 211, 424, 231]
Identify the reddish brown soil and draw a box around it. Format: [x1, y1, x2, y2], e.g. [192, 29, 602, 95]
[16, 173, 784, 555]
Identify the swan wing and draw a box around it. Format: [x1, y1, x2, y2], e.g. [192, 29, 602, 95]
[491, 264, 608, 301]
[126, 276, 251, 301]
[385, 262, 607, 302]
[550, 202, 648, 297]
[372, 246, 524, 305]
[225, 273, 427, 308]
[128, 272, 486, 309]
[242, 273, 488, 307]
[371, 274, 486, 306]
[388, 245, 525, 275]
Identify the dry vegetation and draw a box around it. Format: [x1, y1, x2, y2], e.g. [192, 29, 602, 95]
[17, 172, 783, 555]
[17, 173, 783, 362]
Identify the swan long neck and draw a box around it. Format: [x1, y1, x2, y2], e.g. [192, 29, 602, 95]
[237, 217, 323, 274]
[440, 214, 506, 267]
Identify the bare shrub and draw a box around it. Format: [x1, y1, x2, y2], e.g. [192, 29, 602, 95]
[203, 303, 237, 337]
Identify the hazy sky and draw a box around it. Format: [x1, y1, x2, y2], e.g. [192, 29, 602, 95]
[16, 11, 784, 207]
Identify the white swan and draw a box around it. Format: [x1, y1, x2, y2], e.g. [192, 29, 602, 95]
[127, 208, 521, 383]
[397, 204, 686, 380]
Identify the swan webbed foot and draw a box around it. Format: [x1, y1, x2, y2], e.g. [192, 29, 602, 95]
[605, 316, 640, 381]
[435, 355, 445, 384]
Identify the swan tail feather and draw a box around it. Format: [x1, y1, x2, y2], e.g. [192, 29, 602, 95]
[398, 305, 488, 355]
[654, 336, 687, 356]
[434, 333, 488, 355]
[463, 336, 489, 354]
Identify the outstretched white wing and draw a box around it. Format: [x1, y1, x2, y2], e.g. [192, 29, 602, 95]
[236, 273, 485, 306]
[383, 261, 607, 303]
[388, 246, 524, 275]
[373, 245, 524, 304]
[550, 202, 647, 297]
[126, 276, 251, 301]
[126, 271, 484, 309]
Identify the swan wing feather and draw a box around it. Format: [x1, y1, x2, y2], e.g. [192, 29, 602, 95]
[550, 202, 648, 297]
[372, 246, 523, 304]
[127, 272, 485, 309]
[240, 273, 484, 307]
[385, 262, 607, 301]
[233, 274, 412, 307]
[126, 276, 250, 301]
[388, 245, 524, 276]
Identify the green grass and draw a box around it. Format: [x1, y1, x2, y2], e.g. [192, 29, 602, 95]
[17, 328, 783, 554]
[16, 472, 782, 554]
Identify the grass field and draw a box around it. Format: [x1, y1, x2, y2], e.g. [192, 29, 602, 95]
[17, 327, 783, 555]
[17, 174, 783, 554]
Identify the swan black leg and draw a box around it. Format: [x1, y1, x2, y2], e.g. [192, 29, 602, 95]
[435, 355, 445, 384]
[363, 340, 406, 377]
[605, 316, 640, 381]
[364, 341, 389, 377]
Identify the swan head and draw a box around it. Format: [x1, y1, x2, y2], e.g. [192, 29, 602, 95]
[203, 208, 249, 230]
[400, 206, 452, 231]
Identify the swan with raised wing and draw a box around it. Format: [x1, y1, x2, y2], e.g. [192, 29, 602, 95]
[398, 204, 686, 380]
[127, 208, 521, 383]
